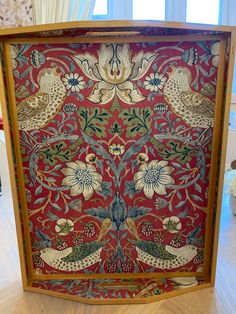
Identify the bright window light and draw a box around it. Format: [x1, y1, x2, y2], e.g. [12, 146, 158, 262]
[93, 0, 108, 15]
[132, 0, 165, 20]
[186, 0, 220, 24]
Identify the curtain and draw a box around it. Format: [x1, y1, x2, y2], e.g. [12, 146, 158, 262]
[0, 0, 33, 28]
[33, 0, 96, 24]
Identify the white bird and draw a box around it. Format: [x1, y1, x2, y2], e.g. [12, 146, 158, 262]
[40, 240, 108, 272]
[129, 239, 198, 269]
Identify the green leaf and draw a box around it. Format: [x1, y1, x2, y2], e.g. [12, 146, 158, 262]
[35, 185, 43, 196]
[109, 121, 123, 134]
[37, 140, 79, 166]
[85, 207, 110, 220]
[77, 107, 111, 138]
[127, 206, 152, 218]
[124, 181, 139, 199]
[119, 107, 152, 138]
[157, 140, 196, 164]
[191, 194, 203, 202]
[97, 181, 112, 199]
[51, 202, 62, 211]
[194, 182, 202, 193]
[34, 196, 48, 205]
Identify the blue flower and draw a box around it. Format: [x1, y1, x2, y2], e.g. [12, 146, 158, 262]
[144, 73, 167, 92]
[62, 73, 85, 92]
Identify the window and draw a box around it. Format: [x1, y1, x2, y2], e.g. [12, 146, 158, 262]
[93, 0, 108, 15]
[186, 0, 220, 24]
[132, 0, 165, 20]
[92, 0, 224, 24]
[92, 0, 110, 20]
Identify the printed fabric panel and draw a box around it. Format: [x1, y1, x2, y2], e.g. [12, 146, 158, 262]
[10, 40, 220, 276]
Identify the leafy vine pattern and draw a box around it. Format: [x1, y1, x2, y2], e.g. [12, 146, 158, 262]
[12, 40, 218, 276]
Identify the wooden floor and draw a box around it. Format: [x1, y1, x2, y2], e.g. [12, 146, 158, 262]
[0, 172, 236, 314]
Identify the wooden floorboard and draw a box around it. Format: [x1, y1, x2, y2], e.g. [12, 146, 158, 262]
[0, 171, 236, 314]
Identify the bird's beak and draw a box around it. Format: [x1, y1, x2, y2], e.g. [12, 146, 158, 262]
[168, 64, 176, 75]
[52, 66, 62, 76]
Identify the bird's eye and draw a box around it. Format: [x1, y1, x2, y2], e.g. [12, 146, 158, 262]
[177, 70, 182, 73]
[47, 70, 51, 74]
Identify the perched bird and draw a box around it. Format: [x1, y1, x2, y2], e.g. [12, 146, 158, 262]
[163, 66, 215, 128]
[17, 66, 66, 131]
[129, 239, 197, 269]
[40, 239, 109, 272]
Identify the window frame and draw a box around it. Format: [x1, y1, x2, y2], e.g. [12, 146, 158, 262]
[91, 0, 236, 25]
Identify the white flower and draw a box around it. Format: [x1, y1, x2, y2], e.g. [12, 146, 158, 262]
[61, 161, 102, 200]
[55, 219, 74, 235]
[143, 73, 167, 92]
[211, 42, 220, 67]
[163, 216, 182, 233]
[62, 73, 85, 92]
[108, 143, 125, 156]
[134, 160, 175, 199]
[73, 44, 158, 105]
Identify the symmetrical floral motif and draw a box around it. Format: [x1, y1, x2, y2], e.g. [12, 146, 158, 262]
[11, 39, 219, 280]
[134, 160, 175, 199]
[61, 161, 102, 200]
[73, 44, 157, 104]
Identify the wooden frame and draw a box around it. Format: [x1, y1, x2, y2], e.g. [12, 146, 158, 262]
[1, 35, 227, 281]
[0, 20, 235, 304]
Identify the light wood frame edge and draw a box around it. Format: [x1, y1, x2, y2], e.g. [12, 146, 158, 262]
[4, 34, 225, 45]
[2, 42, 35, 279]
[30, 271, 207, 281]
[203, 38, 227, 274]
[210, 31, 236, 286]
[0, 20, 235, 37]
[24, 281, 212, 305]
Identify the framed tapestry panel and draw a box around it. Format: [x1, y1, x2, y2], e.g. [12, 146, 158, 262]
[0, 21, 235, 304]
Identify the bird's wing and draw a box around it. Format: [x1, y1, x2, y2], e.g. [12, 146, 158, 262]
[17, 92, 49, 122]
[181, 90, 215, 118]
[61, 240, 109, 262]
[129, 239, 176, 260]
